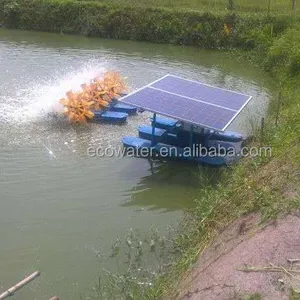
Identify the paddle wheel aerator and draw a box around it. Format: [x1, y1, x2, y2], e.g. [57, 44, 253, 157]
[59, 72, 127, 123]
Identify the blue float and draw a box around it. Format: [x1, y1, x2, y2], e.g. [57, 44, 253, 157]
[110, 103, 137, 115]
[93, 111, 128, 124]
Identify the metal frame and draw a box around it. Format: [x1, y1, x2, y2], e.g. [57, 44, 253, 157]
[222, 95, 253, 131]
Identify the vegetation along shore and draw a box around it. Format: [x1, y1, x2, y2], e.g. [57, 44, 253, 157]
[1, 0, 300, 299]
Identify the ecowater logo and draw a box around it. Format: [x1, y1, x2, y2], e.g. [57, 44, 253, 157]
[87, 144, 272, 158]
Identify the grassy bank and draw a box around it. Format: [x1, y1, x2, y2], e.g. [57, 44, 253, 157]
[0, 0, 298, 48]
[1, 1, 300, 298]
[79, 0, 299, 15]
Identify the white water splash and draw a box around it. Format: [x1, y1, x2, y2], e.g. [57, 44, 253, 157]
[2, 64, 107, 124]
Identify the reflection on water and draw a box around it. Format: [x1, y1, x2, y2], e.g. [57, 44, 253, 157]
[122, 160, 222, 212]
[0, 28, 272, 299]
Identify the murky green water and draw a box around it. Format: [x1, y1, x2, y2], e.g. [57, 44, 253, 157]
[0, 29, 272, 299]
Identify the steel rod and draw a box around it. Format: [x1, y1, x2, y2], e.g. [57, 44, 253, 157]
[151, 113, 156, 146]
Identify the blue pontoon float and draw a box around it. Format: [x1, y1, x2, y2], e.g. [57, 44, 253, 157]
[108, 94, 138, 115]
[92, 110, 128, 124]
[110, 102, 137, 115]
[120, 74, 252, 166]
[91, 94, 137, 124]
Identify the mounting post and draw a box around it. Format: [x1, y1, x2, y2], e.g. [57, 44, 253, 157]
[292, 0, 296, 12]
[267, 0, 271, 17]
[151, 113, 156, 146]
[190, 125, 194, 149]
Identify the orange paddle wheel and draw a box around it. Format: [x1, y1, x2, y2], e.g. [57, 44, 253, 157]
[59, 72, 127, 123]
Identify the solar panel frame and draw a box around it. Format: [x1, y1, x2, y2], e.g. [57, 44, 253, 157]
[120, 74, 252, 131]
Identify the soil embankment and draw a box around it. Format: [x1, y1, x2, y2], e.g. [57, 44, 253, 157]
[178, 213, 300, 300]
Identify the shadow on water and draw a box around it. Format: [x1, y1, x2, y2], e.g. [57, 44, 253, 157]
[121, 159, 223, 212]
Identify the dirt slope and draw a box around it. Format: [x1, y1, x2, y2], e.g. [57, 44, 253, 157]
[177, 213, 300, 300]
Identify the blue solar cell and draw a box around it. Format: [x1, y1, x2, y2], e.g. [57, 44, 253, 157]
[120, 74, 252, 131]
[121, 87, 236, 131]
[150, 75, 250, 111]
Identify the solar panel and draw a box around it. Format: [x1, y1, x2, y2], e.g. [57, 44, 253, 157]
[150, 75, 250, 111]
[120, 74, 252, 131]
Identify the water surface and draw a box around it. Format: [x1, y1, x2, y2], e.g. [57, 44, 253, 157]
[0, 29, 272, 299]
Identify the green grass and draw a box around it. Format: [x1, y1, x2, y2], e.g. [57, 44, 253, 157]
[238, 293, 262, 300]
[2, 0, 298, 49]
[290, 289, 300, 300]
[76, 0, 299, 14]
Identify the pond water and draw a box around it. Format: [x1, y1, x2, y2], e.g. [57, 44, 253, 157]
[0, 29, 272, 299]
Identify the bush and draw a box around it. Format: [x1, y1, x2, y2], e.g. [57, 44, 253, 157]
[267, 24, 300, 77]
[1, 0, 20, 26]
[0, 0, 296, 49]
